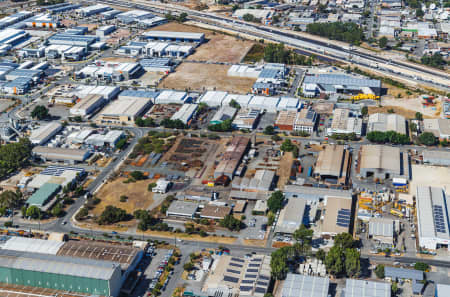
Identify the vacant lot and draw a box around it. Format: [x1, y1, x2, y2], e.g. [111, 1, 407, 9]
[368, 104, 434, 119]
[149, 22, 254, 63]
[159, 63, 256, 93]
[93, 177, 155, 216]
[0, 99, 14, 113]
[277, 152, 294, 190]
[379, 96, 441, 118]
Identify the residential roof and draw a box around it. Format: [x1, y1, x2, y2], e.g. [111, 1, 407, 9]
[275, 198, 306, 234]
[282, 273, 329, 297]
[0, 249, 119, 280]
[26, 183, 61, 207]
[344, 279, 390, 297]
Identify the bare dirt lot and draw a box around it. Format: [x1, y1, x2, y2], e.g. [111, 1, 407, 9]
[379, 96, 441, 118]
[149, 22, 254, 63]
[93, 177, 155, 216]
[159, 62, 256, 93]
[0, 99, 14, 113]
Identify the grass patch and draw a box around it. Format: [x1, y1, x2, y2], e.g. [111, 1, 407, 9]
[243, 43, 265, 63]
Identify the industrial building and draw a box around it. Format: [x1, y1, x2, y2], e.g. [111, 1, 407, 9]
[232, 108, 260, 130]
[327, 108, 362, 136]
[436, 284, 450, 297]
[139, 58, 173, 72]
[119, 89, 160, 101]
[422, 150, 450, 166]
[275, 110, 297, 131]
[302, 73, 382, 97]
[27, 165, 84, 190]
[152, 179, 171, 194]
[0, 28, 29, 47]
[47, 33, 98, 49]
[26, 182, 61, 209]
[96, 98, 152, 125]
[76, 4, 111, 17]
[368, 217, 395, 245]
[344, 279, 390, 297]
[32, 146, 91, 164]
[166, 200, 198, 219]
[281, 274, 330, 297]
[275, 198, 306, 235]
[231, 169, 275, 192]
[321, 196, 353, 237]
[200, 204, 232, 220]
[29, 122, 62, 145]
[76, 62, 142, 81]
[70, 94, 105, 117]
[294, 108, 317, 133]
[24, 13, 59, 28]
[84, 130, 125, 147]
[416, 186, 450, 250]
[210, 106, 237, 125]
[359, 145, 410, 180]
[0, 11, 33, 29]
[154, 90, 189, 104]
[69, 85, 120, 101]
[214, 136, 250, 179]
[142, 31, 205, 43]
[423, 118, 450, 140]
[283, 185, 352, 201]
[116, 10, 154, 23]
[170, 104, 198, 125]
[384, 267, 424, 295]
[203, 254, 271, 297]
[367, 113, 407, 135]
[315, 145, 351, 185]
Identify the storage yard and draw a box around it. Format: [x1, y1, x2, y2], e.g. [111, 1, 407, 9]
[158, 63, 257, 93]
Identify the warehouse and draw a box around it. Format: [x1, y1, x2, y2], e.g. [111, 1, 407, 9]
[327, 108, 362, 136]
[344, 279, 390, 297]
[302, 73, 382, 96]
[0, 28, 29, 47]
[85, 130, 125, 147]
[76, 4, 111, 17]
[227, 64, 261, 78]
[96, 98, 152, 125]
[154, 90, 189, 104]
[152, 179, 171, 194]
[422, 150, 450, 166]
[248, 95, 280, 110]
[77, 62, 143, 81]
[423, 118, 450, 140]
[315, 145, 351, 185]
[27, 165, 84, 190]
[63, 46, 86, 61]
[281, 274, 330, 297]
[70, 94, 105, 117]
[0, 11, 33, 29]
[294, 108, 317, 133]
[116, 10, 154, 24]
[436, 284, 450, 297]
[284, 185, 352, 201]
[101, 9, 121, 20]
[26, 182, 61, 209]
[47, 33, 97, 49]
[119, 89, 160, 101]
[144, 41, 193, 58]
[359, 145, 410, 180]
[232, 169, 275, 191]
[384, 267, 424, 295]
[275, 110, 297, 131]
[44, 44, 72, 59]
[0, 249, 122, 296]
[70, 85, 120, 101]
[24, 13, 59, 28]
[18, 47, 45, 58]
[170, 103, 198, 125]
[2, 77, 32, 94]
[5, 69, 42, 82]
[204, 254, 271, 297]
[199, 90, 229, 106]
[200, 204, 232, 220]
[210, 106, 237, 124]
[142, 31, 205, 43]
[166, 200, 198, 219]
[214, 136, 250, 179]
[275, 198, 306, 235]
[321, 196, 353, 236]
[32, 146, 91, 164]
[29, 122, 62, 145]
[367, 113, 407, 134]
[277, 96, 301, 111]
[368, 217, 395, 245]
[139, 58, 173, 72]
[232, 108, 261, 130]
[416, 186, 450, 250]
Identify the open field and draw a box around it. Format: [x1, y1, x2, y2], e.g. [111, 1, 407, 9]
[92, 177, 155, 216]
[243, 43, 265, 63]
[159, 62, 256, 93]
[368, 104, 435, 119]
[149, 22, 254, 63]
[380, 96, 441, 118]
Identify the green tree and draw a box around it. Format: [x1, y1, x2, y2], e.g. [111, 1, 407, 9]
[264, 125, 275, 135]
[418, 132, 437, 146]
[416, 8, 424, 18]
[148, 182, 157, 191]
[219, 215, 243, 231]
[306, 22, 365, 45]
[334, 233, 355, 249]
[409, 122, 417, 132]
[325, 246, 345, 276]
[184, 262, 195, 271]
[178, 12, 188, 22]
[229, 99, 240, 109]
[316, 249, 326, 261]
[26, 206, 41, 220]
[130, 171, 145, 180]
[98, 206, 129, 225]
[293, 224, 313, 254]
[415, 112, 423, 121]
[345, 248, 361, 277]
[378, 37, 388, 49]
[375, 264, 385, 278]
[0, 190, 22, 209]
[0, 138, 32, 180]
[270, 247, 289, 280]
[31, 105, 49, 120]
[135, 117, 155, 127]
[51, 203, 64, 217]
[414, 262, 429, 271]
[208, 119, 233, 132]
[267, 191, 284, 213]
[391, 282, 399, 295]
[271, 134, 282, 141]
[361, 106, 368, 116]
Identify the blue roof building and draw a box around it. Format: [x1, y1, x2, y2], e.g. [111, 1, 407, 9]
[384, 266, 424, 295]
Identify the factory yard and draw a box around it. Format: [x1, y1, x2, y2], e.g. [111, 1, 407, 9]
[92, 177, 155, 216]
[379, 96, 441, 118]
[159, 63, 256, 93]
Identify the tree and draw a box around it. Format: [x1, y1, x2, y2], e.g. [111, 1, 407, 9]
[120, 195, 128, 202]
[325, 246, 345, 276]
[267, 191, 284, 213]
[160, 118, 186, 129]
[0, 138, 32, 180]
[280, 139, 296, 153]
[130, 171, 145, 180]
[0, 190, 22, 209]
[378, 37, 388, 49]
[208, 119, 233, 132]
[270, 247, 289, 280]
[229, 99, 240, 109]
[135, 117, 155, 127]
[414, 262, 429, 271]
[293, 224, 313, 254]
[98, 206, 129, 225]
[409, 122, 417, 132]
[418, 132, 437, 146]
[316, 249, 326, 261]
[416, 8, 424, 18]
[361, 106, 368, 116]
[51, 203, 64, 217]
[415, 112, 423, 121]
[184, 262, 195, 271]
[31, 105, 49, 120]
[375, 264, 385, 278]
[334, 233, 355, 249]
[219, 215, 243, 231]
[345, 248, 361, 277]
[178, 12, 188, 22]
[26, 206, 41, 220]
[264, 125, 275, 135]
[306, 22, 365, 45]
[148, 182, 157, 191]
[271, 134, 282, 141]
[391, 282, 399, 295]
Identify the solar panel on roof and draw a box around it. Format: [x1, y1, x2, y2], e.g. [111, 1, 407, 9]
[227, 269, 240, 274]
[259, 275, 270, 280]
[223, 276, 239, 283]
[250, 258, 262, 262]
[255, 287, 266, 293]
[229, 262, 243, 268]
[249, 263, 260, 267]
[231, 257, 244, 263]
[241, 279, 254, 284]
[240, 286, 252, 291]
[433, 205, 446, 233]
[257, 281, 268, 286]
[245, 274, 257, 278]
[247, 268, 259, 273]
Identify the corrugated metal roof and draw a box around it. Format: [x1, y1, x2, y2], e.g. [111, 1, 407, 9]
[384, 266, 423, 280]
[304, 74, 381, 88]
[1, 237, 64, 255]
[282, 273, 329, 297]
[344, 279, 390, 297]
[368, 218, 394, 237]
[0, 249, 119, 280]
[26, 183, 61, 207]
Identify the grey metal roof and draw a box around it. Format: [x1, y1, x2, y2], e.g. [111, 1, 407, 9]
[368, 218, 394, 237]
[0, 249, 119, 280]
[304, 74, 381, 88]
[384, 266, 423, 281]
[344, 279, 390, 297]
[119, 89, 160, 99]
[282, 273, 329, 297]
